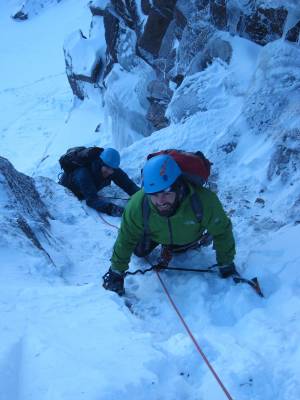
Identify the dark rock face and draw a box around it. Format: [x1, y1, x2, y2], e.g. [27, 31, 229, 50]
[10, 0, 63, 20]
[64, 49, 85, 100]
[103, 1, 142, 77]
[177, 21, 215, 77]
[139, 9, 172, 58]
[0, 157, 50, 225]
[237, 7, 288, 45]
[103, 8, 120, 77]
[138, 0, 176, 59]
[220, 142, 237, 154]
[146, 79, 173, 129]
[146, 102, 170, 129]
[65, 0, 293, 132]
[174, 5, 187, 32]
[210, 0, 227, 30]
[0, 156, 53, 260]
[147, 79, 173, 104]
[89, 0, 106, 16]
[286, 20, 300, 43]
[111, 0, 140, 31]
[141, 0, 152, 15]
[11, 9, 28, 20]
[267, 129, 300, 184]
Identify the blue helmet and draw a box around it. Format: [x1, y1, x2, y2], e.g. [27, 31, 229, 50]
[100, 148, 120, 169]
[143, 154, 182, 194]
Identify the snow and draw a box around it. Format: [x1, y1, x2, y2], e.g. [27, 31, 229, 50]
[0, 1, 300, 400]
[64, 30, 102, 77]
[0, 0, 92, 172]
[104, 62, 154, 148]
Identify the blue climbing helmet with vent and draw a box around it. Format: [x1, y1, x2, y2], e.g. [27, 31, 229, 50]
[100, 148, 120, 169]
[143, 154, 182, 194]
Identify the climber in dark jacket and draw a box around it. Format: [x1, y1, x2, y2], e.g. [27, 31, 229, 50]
[59, 148, 139, 216]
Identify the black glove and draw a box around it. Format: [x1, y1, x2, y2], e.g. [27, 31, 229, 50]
[218, 262, 237, 278]
[106, 203, 124, 217]
[102, 268, 125, 296]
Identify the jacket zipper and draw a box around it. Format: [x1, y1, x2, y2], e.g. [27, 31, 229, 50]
[167, 218, 174, 245]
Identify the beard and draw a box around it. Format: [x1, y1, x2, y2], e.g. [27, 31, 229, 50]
[155, 199, 179, 217]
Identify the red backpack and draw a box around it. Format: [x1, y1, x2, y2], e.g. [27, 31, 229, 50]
[147, 149, 211, 186]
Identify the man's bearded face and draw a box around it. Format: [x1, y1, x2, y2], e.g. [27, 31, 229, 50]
[150, 191, 177, 216]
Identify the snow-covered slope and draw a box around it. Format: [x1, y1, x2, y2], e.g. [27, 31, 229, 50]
[0, 1, 300, 400]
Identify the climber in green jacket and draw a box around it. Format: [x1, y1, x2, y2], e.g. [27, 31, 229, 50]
[103, 154, 236, 295]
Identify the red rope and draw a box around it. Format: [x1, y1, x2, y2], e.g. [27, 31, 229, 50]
[100, 214, 234, 399]
[155, 270, 234, 400]
[99, 214, 120, 230]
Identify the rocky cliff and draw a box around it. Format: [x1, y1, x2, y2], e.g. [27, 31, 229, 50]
[61, 0, 299, 131]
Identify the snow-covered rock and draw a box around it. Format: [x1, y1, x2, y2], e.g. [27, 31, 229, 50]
[63, 29, 105, 100]
[64, 0, 300, 143]
[222, 40, 300, 222]
[88, 0, 108, 16]
[0, 156, 54, 270]
[104, 62, 154, 147]
[11, 0, 62, 20]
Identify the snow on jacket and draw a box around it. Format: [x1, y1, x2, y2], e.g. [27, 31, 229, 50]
[111, 184, 236, 272]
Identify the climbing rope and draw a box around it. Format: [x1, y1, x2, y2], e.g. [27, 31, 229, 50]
[155, 267, 234, 400]
[98, 213, 120, 230]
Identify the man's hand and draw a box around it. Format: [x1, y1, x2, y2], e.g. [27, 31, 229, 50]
[218, 262, 237, 278]
[102, 268, 125, 295]
[107, 204, 124, 217]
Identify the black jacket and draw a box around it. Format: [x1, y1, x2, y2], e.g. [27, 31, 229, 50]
[59, 158, 139, 213]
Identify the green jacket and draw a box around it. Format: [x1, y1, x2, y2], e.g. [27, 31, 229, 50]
[111, 185, 235, 272]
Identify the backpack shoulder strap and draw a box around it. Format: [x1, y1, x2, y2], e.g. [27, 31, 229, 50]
[190, 191, 203, 222]
[142, 194, 151, 238]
